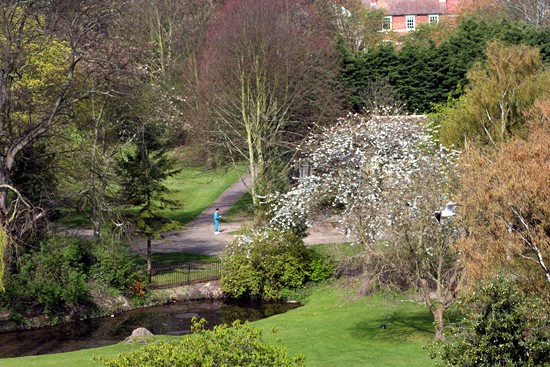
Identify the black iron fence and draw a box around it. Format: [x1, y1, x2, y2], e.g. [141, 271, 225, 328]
[150, 261, 222, 289]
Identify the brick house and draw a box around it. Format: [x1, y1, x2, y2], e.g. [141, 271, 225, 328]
[365, 0, 461, 33]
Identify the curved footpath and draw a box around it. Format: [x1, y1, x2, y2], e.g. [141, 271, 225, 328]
[132, 175, 352, 257]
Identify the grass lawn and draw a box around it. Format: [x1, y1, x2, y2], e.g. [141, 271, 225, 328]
[58, 148, 246, 228]
[0, 335, 181, 367]
[149, 252, 221, 288]
[151, 252, 218, 267]
[1, 283, 437, 367]
[255, 283, 436, 367]
[150, 262, 221, 287]
[225, 191, 254, 218]
[157, 162, 245, 225]
[0, 344, 137, 367]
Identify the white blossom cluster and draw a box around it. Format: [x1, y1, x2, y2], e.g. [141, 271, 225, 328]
[267, 113, 460, 243]
[225, 231, 254, 258]
[149, 82, 187, 133]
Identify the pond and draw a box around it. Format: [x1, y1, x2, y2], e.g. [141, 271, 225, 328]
[0, 299, 299, 358]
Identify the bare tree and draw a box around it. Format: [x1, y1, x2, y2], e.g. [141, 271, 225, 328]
[197, 0, 344, 206]
[61, 0, 215, 243]
[119, 0, 215, 144]
[498, 0, 548, 26]
[363, 162, 463, 340]
[313, 0, 384, 53]
[363, 77, 405, 115]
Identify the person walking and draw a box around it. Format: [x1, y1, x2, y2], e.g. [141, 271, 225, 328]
[214, 208, 221, 234]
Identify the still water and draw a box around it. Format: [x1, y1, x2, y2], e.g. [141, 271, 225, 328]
[0, 299, 299, 358]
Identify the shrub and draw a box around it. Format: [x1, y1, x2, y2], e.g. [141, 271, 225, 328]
[431, 277, 550, 366]
[307, 256, 334, 282]
[221, 229, 310, 300]
[98, 318, 308, 367]
[0, 236, 148, 316]
[1, 237, 91, 314]
[89, 242, 145, 292]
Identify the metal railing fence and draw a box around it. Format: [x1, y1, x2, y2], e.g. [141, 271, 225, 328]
[149, 261, 222, 289]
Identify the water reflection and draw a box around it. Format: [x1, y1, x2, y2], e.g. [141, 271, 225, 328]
[0, 299, 299, 358]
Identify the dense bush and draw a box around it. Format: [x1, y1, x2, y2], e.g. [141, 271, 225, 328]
[307, 256, 334, 283]
[0, 237, 92, 315]
[99, 318, 307, 367]
[0, 236, 147, 317]
[89, 243, 145, 292]
[431, 278, 550, 366]
[221, 229, 311, 300]
[339, 16, 550, 114]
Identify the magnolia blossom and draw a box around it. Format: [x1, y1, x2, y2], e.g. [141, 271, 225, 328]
[267, 113, 460, 243]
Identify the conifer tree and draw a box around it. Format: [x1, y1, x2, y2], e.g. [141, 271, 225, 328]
[116, 123, 180, 280]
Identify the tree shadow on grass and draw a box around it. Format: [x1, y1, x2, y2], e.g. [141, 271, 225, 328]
[349, 307, 434, 343]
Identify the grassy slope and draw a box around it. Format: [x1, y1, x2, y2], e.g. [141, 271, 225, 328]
[157, 163, 245, 225]
[0, 345, 133, 367]
[59, 149, 245, 228]
[256, 284, 435, 367]
[1, 284, 436, 367]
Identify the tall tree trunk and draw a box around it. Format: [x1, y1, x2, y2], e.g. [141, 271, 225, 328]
[0, 168, 10, 215]
[147, 234, 152, 283]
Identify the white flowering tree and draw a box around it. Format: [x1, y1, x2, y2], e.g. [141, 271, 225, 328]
[267, 112, 462, 339]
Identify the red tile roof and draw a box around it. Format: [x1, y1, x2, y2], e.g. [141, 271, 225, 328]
[376, 0, 449, 16]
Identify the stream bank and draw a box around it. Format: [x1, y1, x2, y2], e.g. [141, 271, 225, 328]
[0, 280, 224, 333]
[0, 286, 300, 358]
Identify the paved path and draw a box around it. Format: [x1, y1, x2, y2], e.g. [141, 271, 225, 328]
[132, 175, 352, 256]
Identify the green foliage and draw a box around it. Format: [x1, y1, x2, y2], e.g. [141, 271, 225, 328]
[338, 16, 550, 114]
[99, 318, 307, 367]
[0, 236, 149, 315]
[116, 122, 182, 254]
[338, 38, 399, 112]
[7, 17, 71, 123]
[431, 278, 550, 366]
[89, 242, 145, 292]
[133, 209, 171, 238]
[116, 123, 181, 214]
[438, 40, 547, 147]
[434, 16, 550, 101]
[307, 256, 334, 283]
[11, 144, 59, 206]
[0, 237, 92, 314]
[221, 229, 311, 300]
[393, 37, 445, 112]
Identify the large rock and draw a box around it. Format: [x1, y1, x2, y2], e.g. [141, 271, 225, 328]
[124, 327, 154, 344]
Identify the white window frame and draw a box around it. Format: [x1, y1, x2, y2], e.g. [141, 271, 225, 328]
[429, 14, 439, 25]
[406, 15, 415, 30]
[382, 16, 392, 31]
